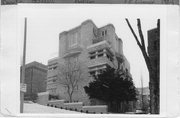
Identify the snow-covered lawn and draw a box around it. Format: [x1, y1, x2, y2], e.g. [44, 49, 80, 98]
[24, 103, 83, 113]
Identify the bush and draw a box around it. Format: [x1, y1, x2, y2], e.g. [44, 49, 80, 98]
[49, 94, 59, 100]
[24, 93, 38, 102]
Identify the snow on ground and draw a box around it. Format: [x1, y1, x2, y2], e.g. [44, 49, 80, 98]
[24, 103, 83, 113]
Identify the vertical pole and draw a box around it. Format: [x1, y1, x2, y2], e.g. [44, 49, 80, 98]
[20, 17, 27, 113]
[141, 73, 144, 110]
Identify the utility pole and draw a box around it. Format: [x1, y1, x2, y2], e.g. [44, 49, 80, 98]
[141, 73, 144, 110]
[20, 17, 27, 113]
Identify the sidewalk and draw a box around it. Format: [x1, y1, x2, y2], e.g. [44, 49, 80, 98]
[24, 103, 82, 113]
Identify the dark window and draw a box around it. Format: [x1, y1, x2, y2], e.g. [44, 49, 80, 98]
[98, 49, 103, 53]
[53, 66, 57, 70]
[105, 30, 107, 35]
[98, 69, 104, 74]
[106, 54, 113, 62]
[90, 56, 96, 59]
[98, 54, 103, 57]
[53, 79, 56, 82]
[102, 31, 104, 36]
[90, 51, 96, 55]
[90, 71, 96, 76]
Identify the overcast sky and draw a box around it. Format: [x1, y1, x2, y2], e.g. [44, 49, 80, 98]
[15, 4, 161, 88]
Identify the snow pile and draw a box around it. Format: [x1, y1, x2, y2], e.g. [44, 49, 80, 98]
[82, 105, 107, 113]
[24, 103, 82, 113]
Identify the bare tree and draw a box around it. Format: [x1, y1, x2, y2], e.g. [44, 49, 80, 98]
[58, 58, 84, 102]
[125, 19, 159, 114]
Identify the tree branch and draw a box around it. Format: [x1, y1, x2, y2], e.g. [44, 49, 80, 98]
[125, 19, 142, 48]
[137, 19, 146, 52]
[126, 18, 153, 72]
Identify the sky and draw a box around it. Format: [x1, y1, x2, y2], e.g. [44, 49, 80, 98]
[16, 4, 160, 88]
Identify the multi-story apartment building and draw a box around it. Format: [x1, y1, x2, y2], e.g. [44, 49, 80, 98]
[47, 20, 131, 105]
[21, 61, 47, 101]
[46, 57, 59, 95]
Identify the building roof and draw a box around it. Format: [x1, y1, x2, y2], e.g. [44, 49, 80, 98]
[48, 57, 59, 63]
[25, 61, 47, 70]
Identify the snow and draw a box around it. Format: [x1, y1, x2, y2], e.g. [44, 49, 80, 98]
[83, 105, 107, 108]
[24, 103, 83, 113]
[64, 102, 83, 105]
[37, 92, 49, 96]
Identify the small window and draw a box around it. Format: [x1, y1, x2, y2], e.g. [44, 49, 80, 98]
[90, 56, 96, 59]
[53, 66, 57, 70]
[98, 69, 104, 74]
[53, 79, 56, 82]
[98, 49, 103, 53]
[90, 51, 96, 55]
[105, 30, 107, 35]
[90, 71, 96, 76]
[102, 31, 104, 36]
[98, 54, 103, 57]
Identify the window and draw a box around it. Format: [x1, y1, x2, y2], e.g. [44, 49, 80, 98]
[48, 66, 57, 70]
[98, 54, 103, 57]
[102, 31, 104, 36]
[90, 71, 96, 76]
[102, 30, 107, 36]
[105, 30, 107, 35]
[90, 51, 96, 55]
[98, 69, 104, 74]
[90, 56, 96, 59]
[52, 79, 57, 82]
[69, 33, 78, 47]
[53, 66, 57, 70]
[98, 49, 103, 53]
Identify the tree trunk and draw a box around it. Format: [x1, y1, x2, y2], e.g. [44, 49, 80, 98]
[149, 71, 159, 114]
[69, 94, 72, 102]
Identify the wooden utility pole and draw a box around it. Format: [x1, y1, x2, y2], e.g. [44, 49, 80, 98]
[141, 73, 144, 110]
[20, 17, 27, 113]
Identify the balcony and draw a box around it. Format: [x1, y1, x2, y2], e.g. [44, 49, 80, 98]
[63, 46, 83, 58]
[87, 56, 114, 70]
[87, 40, 113, 55]
[92, 37, 104, 44]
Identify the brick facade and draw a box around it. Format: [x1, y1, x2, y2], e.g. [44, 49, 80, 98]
[23, 61, 47, 101]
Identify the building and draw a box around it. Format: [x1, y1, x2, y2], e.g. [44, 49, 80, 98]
[22, 61, 47, 101]
[148, 20, 160, 83]
[147, 19, 160, 112]
[136, 87, 150, 113]
[46, 20, 131, 105]
[46, 57, 59, 95]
